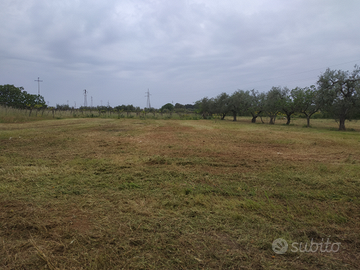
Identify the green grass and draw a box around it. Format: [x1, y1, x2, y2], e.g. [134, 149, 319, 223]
[0, 118, 359, 269]
[0, 105, 204, 123]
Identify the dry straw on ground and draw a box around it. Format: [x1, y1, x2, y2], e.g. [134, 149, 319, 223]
[1, 117, 359, 269]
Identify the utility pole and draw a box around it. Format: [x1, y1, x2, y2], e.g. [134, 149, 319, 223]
[34, 77, 43, 95]
[145, 89, 151, 109]
[91, 96, 93, 107]
[83, 89, 88, 107]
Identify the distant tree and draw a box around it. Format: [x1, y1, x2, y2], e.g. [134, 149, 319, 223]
[213, 92, 230, 120]
[228, 90, 251, 121]
[56, 104, 71, 110]
[114, 105, 135, 116]
[247, 90, 266, 123]
[173, 103, 186, 116]
[317, 65, 360, 130]
[135, 106, 142, 116]
[0, 85, 23, 108]
[291, 86, 322, 127]
[195, 97, 214, 119]
[160, 103, 174, 112]
[277, 87, 297, 125]
[26, 94, 46, 116]
[264, 87, 284, 124]
[184, 104, 195, 110]
[174, 103, 185, 110]
[0, 84, 46, 110]
[114, 105, 124, 117]
[147, 107, 157, 116]
[96, 105, 109, 116]
[126, 104, 135, 111]
[125, 104, 135, 116]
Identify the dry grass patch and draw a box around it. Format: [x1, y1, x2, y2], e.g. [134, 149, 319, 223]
[1, 118, 360, 269]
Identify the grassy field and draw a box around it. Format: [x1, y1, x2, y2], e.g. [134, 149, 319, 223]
[0, 105, 202, 123]
[0, 117, 359, 269]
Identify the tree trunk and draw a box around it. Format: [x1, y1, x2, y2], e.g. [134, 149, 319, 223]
[251, 115, 257, 123]
[221, 113, 226, 120]
[339, 117, 346, 131]
[286, 115, 291, 125]
[307, 116, 310, 127]
[269, 116, 275, 124]
[232, 111, 237, 121]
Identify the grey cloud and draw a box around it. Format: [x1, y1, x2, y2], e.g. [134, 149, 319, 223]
[1, 0, 360, 108]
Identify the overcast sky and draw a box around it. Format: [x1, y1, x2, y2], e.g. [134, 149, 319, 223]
[1, 0, 360, 108]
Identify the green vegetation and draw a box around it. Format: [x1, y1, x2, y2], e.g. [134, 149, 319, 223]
[2, 65, 359, 130]
[1, 118, 359, 269]
[196, 65, 360, 130]
[160, 103, 174, 112]
[0, 84, 46, 112]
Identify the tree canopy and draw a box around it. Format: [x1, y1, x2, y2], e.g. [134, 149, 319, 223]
[193, 65, 360, 130]
[317, 65, 360, 130]
[0, 84, 46, 109]
[160, 103, 174, 112]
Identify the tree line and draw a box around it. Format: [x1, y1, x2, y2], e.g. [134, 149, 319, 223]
[0, 84, 46, 116]
[1, 66, 359, 130]
[195, 66, 360, 131]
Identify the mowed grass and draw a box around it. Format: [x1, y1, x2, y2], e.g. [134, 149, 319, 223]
[0, 118, 359, 269]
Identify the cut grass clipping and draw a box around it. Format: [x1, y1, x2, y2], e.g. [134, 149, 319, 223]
[0, 118, 359, 269]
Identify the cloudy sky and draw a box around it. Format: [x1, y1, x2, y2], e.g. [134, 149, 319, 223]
[1, 0, 360, 108]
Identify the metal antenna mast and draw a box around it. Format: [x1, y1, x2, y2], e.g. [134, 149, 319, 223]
[145, 89, 151, 109]
[34, 77, 43, 95]
[83, 89, 88, 107]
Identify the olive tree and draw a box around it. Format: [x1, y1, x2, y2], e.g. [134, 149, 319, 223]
[291, 85, 322, 127]
[213, 92, 230, 120]
[248, 90, 266, 123]
[277, 87, 297, 125]
[228, 90, 251, 121]
[264, 87, 284, 124]
[195, 97, 215, 119]
[317, 65, 360, 130]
